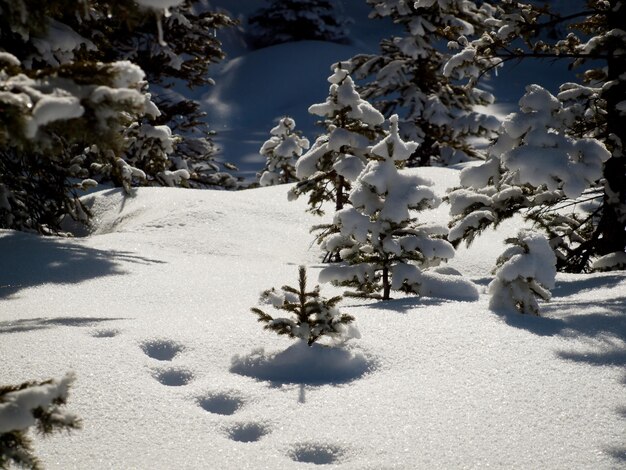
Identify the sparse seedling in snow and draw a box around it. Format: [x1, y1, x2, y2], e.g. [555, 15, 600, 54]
[251, 266, 355, 346]
[488, 230, 556, 316]
[0, 373, 81, 470]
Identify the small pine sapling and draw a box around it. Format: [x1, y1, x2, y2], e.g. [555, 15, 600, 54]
[258, 117, 310, 186]
[488, 230, 556, 316]
[251, 266, 355, 346]
[0, 373, 81, 470]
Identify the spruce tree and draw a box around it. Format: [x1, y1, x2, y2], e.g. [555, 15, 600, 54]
[444, 0, 626, 273]
[0, 0, 234, 233]
[251, 266, 355, 346]
[488, 230, 556, 316]
[289, 65, 385, 216]
[246, 0, 351, 50]
[319, 115, 455, 300]
[346, 0, 499, 166]
[80, 1, 237, 189]
[258, 117, 310, 186]
[0, 374, 80, 470]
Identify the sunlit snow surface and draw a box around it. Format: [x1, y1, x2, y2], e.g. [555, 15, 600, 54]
[1, 167, 625, 469]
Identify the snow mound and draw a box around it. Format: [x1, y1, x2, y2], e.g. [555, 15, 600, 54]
[230, 341, 375, 385]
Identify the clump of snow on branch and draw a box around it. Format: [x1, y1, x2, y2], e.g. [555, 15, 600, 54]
[0, 373, 81, 469]
[488, 230, 556, 316]
[494, 85, 610, 199]
[591, 252, 626, 272]
[258, 117, 310, 186]
[0, 374, 78, 433]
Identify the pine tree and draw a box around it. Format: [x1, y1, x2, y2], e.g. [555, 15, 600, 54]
[319, 115, 455, 300]
[258, 117, 310, 186]
[80, 1, 237, 189]
[251, 266, 355, 346]
[289, 65, 385, 216]
[246, 0, 351, 50]
[0, 1, 234, 233]
[346, 0, 499, 167]
[0, 374, 80, 470]
[488, 230, 556, 316]
[443, 0, 626, 273]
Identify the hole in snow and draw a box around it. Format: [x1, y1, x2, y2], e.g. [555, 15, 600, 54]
[197, 393, 244, 415]
[91, 328, 120, 338]
[225, 422, 270, 442]
[153, 367, 193, 386]
[141, 338, 185, 361]
[289, 442, 345, 465]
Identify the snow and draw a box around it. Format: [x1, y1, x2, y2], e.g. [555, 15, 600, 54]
[135, 0, 185, 11]
[2, 168, 625, 468]
[3, 2, 626, 468]
[25, 95, 84, 138]
[0, 373, 76, 433]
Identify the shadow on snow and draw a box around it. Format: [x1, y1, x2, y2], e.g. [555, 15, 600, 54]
[230, 341, 377, 386]
[492, 273, 626, 464]
[0, 316, 127, 334]
[0, 230, 164, 299]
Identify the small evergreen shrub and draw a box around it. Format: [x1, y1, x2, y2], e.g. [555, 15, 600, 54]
[251, 266, 355, 345]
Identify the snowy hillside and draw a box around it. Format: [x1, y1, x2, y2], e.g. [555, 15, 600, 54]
[2, 168, 625, 468]
[202, 0, 576, 179]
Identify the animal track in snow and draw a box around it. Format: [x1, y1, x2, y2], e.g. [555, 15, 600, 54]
[91, 328, 120, 338]
[153, 367, 194, 386]
[289, 442, 346, 465]
[197, 392, 245, 416]
[224, 422, 270, 443]
[141, 338, 185, 361]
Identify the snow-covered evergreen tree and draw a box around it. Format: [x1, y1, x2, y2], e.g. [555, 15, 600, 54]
[258, 117, 310, 186]
[346, 0, 499, 166]
[319, 115, 455, 300]
[251, 266, 355, 346]
[448, 84, 611, 251]
[85, 1, 237, 189]
[488, 230, 556, 316]
[0, 0, 234, 233]
[444, 0, 626, 273]
[289, 65, 385, 215]
[246, 0, 351, 50]
[0, 373, 80, 470]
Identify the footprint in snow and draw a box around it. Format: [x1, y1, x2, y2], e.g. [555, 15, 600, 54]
[91, 328, 120, 338]
[153, 367, 194, 386]
[224, 422, 271, 443]
[141, 338, 185, 361]
[197, 392, 245, 416]
[289, 442, 347, 465]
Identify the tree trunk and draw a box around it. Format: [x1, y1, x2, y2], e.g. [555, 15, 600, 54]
[595, 0, 626, 258]
[336, 174, 345, 212]
[382, 265, 391, 300]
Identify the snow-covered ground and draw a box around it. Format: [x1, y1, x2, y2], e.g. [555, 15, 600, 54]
[202, 0, 576, 180]
[3, 2, 624, 468]
[2, 168, 625, 469]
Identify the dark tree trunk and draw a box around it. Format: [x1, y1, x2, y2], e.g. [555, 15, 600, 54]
[382, 265, 391, 300]
[336, 174, 346, 212]
[595, 0, 626, 257]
